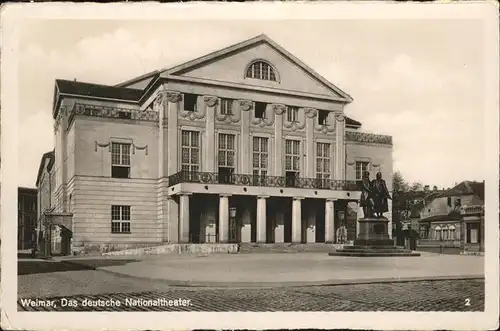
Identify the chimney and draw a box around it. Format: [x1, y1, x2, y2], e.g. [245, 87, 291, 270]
[433, 185, 438, 191]
[424, 185, 430, 192]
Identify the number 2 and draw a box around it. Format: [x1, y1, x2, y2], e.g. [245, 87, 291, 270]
[465, 298, 471, 306]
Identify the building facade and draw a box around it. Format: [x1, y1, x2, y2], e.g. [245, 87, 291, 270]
[418, 181, 484, 253]
[18, 187, 38, 250]
[41, 34, 393, 254]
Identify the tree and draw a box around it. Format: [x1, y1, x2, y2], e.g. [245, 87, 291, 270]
[393, 171, 409, 192]
[410, 182, 423, 192]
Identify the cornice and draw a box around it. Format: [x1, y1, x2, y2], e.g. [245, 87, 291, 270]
[345, 131, 393, 146]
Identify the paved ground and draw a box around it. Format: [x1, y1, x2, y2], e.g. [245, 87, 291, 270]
[73, 253, 484, 286]
[17, 254, 485, 312]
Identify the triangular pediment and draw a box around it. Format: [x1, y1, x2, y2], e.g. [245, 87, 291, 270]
[164, 35, 352, 101]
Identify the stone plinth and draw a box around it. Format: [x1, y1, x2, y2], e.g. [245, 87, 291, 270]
[354, 217, 394, 246]
[329, 217, 420, 257]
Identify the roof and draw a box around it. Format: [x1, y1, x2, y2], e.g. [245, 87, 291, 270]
[439, 180, 484, 201]
[53, 80, 144, 119]
[345, 117, 361, 128]
[56, 79, 143, 101]
[117, 34, 354, 102]
[35, 150, 55, 187]
[418, 214, 461, 223]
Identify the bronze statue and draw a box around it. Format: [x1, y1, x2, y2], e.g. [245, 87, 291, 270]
[360, 171, 375, 218]
[371, 172, 392, 218]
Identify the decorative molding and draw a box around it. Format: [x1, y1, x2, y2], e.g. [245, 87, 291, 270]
[335, 114, 345, 122]
[215, 100, 241, 124]
[153, 91, 166, 109]
[251, 106, 275, 128]
[345, 131, 393, 145]
[239, 100, 253, 112]
[132, 144, 149, 155]
[95, 141, 111, 152]
[166, 91, 182, 103]
[315, 124, 335, 134]
[304, 108, 317, 119]
[203, 95, 218, 107]
[272, 103, 286, 115]
[180, 99, 206, 121]
[72, 103, 158, 122]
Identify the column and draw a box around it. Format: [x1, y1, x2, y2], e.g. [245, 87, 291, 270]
[203, 202, 217, 243]
[335, 114, 345, 180]
[203, 96, 217, 172]
[387, 198, 393, 239]
[325, 199, 336, 243]
[179, 193, 191, 243]
[166, 91, 181, 175]
[257, 196, 268, 243]
[219, 194, 230, 242]
[241, 205, 252, 243]
[274, 209, 285, 243]
[356, 202, 363, 238]
[292, 197, 303, 243]
[166, 196, 179, 242]
[306, 205, 316, 243]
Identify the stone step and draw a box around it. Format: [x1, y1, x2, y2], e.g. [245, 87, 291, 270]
[238, 243, 340, 254]
[328, 251, 421, 257]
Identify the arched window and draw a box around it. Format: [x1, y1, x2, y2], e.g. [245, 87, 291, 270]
[449, 225, 456, 240]
[435, 225, 442, 240]
[246, 61, 278, 81]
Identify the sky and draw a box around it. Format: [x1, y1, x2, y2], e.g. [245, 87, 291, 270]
[16, 18, 486, 189]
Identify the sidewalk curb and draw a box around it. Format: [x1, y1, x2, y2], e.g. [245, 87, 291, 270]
[94, 266, 484, 288]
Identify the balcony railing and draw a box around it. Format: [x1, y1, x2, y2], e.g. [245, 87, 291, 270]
[461, 205, 484, 215]
[167, 171, 359, 191]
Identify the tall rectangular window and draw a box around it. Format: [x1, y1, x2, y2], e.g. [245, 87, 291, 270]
[218, 133, 236, 184]
[220, 98, 234, 115]
[181, 130, 200, 181]
[316, 142, 331, 187]
[111, 143, 131, 178]
[285, 139, 300, 187]
[252, 137, 268, 185]
[355, 161, 369, 180]
[111, 205, 131, 233]
[286, 106, 299, 122]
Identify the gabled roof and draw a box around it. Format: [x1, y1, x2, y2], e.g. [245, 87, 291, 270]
[35, 150, 55, 187]
[117, 34, 353, 102]
[439, 180, 485, 201]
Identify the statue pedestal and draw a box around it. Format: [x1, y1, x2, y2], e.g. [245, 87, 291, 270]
[354, 217, 393, 246]
[329, 216, 420, 257]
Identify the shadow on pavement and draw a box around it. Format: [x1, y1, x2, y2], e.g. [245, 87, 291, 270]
[18, 259, 139, 276]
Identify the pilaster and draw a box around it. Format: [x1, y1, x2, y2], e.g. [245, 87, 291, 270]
[167, 196, 179, 242]
[240, 100, 251, 174]
[335, 114, 346, 180]
[167, 91, 181, 176]
[305, 108, 317, 178]
[203, 95, 217, 172]
[273, 104, 285, 177]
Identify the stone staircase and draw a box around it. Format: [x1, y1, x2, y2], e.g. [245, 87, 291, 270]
[328, 245, 420, 257]
[238, 243, 343, 254]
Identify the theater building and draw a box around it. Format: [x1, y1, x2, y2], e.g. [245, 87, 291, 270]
[38, 34, 393, 254]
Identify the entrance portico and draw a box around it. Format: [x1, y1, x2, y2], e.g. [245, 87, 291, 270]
[170, 191, 358, 244]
